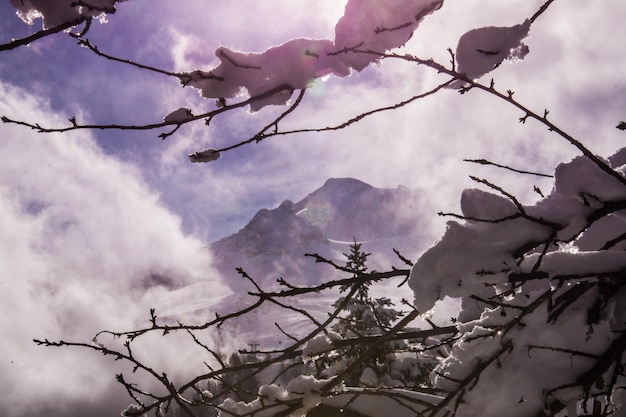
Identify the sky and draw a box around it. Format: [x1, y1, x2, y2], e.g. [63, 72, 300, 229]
[1, 1, 626, 416]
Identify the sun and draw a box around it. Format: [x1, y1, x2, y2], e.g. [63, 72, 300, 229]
[315, 1, 348, 35]
[321, 1, 348, 21]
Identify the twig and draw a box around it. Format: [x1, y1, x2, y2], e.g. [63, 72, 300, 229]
[530, 0, 557, 24]
[464, 158, 553, 178]
[216, 79, 455, 154]
[217, 89, 305, 153]
[70, 35, 224, 85]
[1, 84, 295, 135]
[0, 17, 87, 52]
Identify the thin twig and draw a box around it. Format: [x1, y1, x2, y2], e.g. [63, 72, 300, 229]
[0, 17, 87, 52]
[70, 35, 224, 84]
[464, 158, 553, 178]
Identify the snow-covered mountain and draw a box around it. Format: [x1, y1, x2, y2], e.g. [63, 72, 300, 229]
[211, 178, 424, 290]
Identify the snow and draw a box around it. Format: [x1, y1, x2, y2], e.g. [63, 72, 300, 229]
[409, 212, 550, 312]
[334, 0, 444, 71]
[163, 107, 194, 124]
[9, 2, 626, 415]
[320, 388, 445, 417]
[434, 298, 615, 417]
[121, 403, 144, 417]
[454, 19, 531, 82]
[520, 250, 626, 278]
[186, 0, 444, 111]
[303, 332, 342, 360]
[359, 367, 379, 387]
[220, 383, 446, 417]
[9, 0, 126, 29]
[219, 376, 331, 417]
[188, 148, 221, 163]
[613, 404, 626, 417]
[189, 39, 341, 112]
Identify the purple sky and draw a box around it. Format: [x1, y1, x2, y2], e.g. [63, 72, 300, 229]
[1, 1, 626, 416]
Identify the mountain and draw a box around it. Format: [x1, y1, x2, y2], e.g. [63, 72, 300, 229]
[212, 199, 326, 258]
[211, 178, 424, 289]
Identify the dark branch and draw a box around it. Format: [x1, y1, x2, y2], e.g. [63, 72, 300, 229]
[70, 35, 225, 85]
[0, 17, 87, 52]
[464, 158, 553, 178]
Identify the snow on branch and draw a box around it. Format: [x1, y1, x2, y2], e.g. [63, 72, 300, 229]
[185, 0, 444, 111]
[410, 149, 626, 312]
[9, 0, 127, 29]
[24, 2, 626, 416]
[404, 141, 626, 416]
[1, 0, 127, 51]
[453, 19, 531, 84]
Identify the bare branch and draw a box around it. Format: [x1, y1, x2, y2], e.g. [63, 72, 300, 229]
[464, 158, 553, 178]
[70, 35, 225, 85]
[1, 84, 295, 136]
[217, 89, 306, 153]
[222, 78, 455, 146]
[530, 0, 557, 24]
[0, 17, 87, 52]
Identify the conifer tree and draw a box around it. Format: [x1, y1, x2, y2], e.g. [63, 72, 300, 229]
[313, 240, 434, 388]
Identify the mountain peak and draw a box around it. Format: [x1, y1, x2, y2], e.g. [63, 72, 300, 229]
[293, 178, 416, 241]
[278, 199, 294, 210]
[212, 177, 420, 261]
[321, 177, 373, 191]
[212, 200, 325, 258]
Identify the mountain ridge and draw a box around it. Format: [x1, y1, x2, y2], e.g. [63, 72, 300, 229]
[210, 177, 423, 290]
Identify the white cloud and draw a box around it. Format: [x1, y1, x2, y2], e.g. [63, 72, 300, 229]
[0, 82, 230, 417]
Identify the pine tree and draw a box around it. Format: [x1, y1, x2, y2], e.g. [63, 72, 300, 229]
[312, 241, 398, 386]
[308, 240, 437, 388]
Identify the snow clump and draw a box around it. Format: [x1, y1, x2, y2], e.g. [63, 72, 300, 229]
[219, 376, 332, 417]
[9, 0, 127, 29]
[455, 20, 531, 82]
[303, 331, 342, 360]
[189, 148, 221, 163]
[163, 107, 194, 124]
[409, 150, 626, 312]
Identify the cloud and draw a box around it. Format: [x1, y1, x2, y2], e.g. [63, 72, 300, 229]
[0, 82, 230, 417]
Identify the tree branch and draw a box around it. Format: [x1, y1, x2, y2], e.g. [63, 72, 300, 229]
[0, 17, 87, 52]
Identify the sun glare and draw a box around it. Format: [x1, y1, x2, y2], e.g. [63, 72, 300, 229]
[316, 1, 348, 34]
